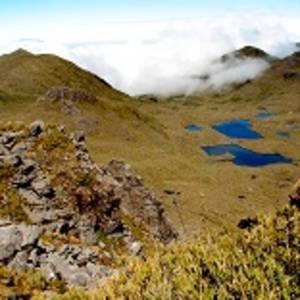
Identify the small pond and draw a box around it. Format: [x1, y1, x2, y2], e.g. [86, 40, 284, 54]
[185, 124, 202, 132]
[277, 131, 290, 139]
[202, 144, 292, 167]
[212, 119, 262, 139]
[256, 111, 273, 121]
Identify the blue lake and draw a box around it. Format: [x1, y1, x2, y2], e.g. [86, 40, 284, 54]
[212, 119, 262, 139]
[185, 124, 202, 132]
[202, 144, 292, 167]
[256, 111, 273, 121]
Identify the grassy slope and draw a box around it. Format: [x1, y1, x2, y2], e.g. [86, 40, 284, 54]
[0, 49, 300, 238]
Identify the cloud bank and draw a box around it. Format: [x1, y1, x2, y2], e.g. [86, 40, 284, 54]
[0, 14, 300, 96]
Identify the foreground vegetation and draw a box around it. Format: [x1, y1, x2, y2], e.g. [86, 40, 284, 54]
[56, 204, 299, 300]
[1, 202, 297, 299]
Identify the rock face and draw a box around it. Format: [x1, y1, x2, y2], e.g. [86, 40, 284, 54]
[0, 222, 114, 289]
[0, 121, 177, 289]
[38, 86, 98, 115]
[105, 160, 177, 243]
[38, 86, 98, 104]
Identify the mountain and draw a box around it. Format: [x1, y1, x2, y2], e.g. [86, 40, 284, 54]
[220, 45, 272, 62]
[222, 49, 300, 102]
[0, 49, 126, 102]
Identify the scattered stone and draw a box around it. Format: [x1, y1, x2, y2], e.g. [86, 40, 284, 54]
[29, 120, 44, 137]
[237, 217, 258, 230]
[73, 131, 85, 143]
[164, 189, 181, 196]
[129, 241, 143, 256]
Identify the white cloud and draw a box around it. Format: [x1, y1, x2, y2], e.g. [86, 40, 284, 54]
[0, 14, 299, 96]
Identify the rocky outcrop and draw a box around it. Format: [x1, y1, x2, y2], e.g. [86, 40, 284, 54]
[38, 86, 98, 104]
[105, 160, 177, 243]
[38, 86, 98, 115]
[0, 121, 176, 289]
[0, 222, 114, 289]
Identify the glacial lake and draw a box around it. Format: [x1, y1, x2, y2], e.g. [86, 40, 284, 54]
[185, 124, 202, 132]
[212, 119, 262, 139]
[202, 144, 292, 167]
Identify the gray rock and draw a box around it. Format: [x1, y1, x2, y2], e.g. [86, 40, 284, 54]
[73, 131, 85, 143]
[0, 132, 20, 149]
[18, 189, 45, 206]
[0, 218, 12, 227]
[31, 177, 55, 198]
[29, 120, 44, 137]
[8, 251, 29, 272]
[0, 226, 22, 261]
[129, 241, 143, 256]
[21, 159, 38, 176]
[68, 270, 90, 287]
[60, 100, 81, 115]
[11, 174, 33, 188]
[18, 224, 43, 248]
[22, 207, 59, 224]
[11, 142, 27, 156]
[4, 155, 23, 167]
[0, 144, 8, 156]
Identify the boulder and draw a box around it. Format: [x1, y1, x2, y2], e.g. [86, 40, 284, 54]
[0, 226, 23, 261]
[29, 120, 44, 137]
[289, 179, 300, 208]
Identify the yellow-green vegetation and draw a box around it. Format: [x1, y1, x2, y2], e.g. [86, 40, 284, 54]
[0, 266, 67, 299]
[1, 204, 297, 299]
[0, 49, 126, 102]
[45, 204, 299, 299]
[0, 162, 29, 223]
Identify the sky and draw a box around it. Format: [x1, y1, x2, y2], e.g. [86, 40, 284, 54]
[0, 1, 300, 95]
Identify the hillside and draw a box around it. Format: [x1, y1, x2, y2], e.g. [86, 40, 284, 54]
[0, 47, 299, 298]
[0, 48, 299, 240]
[0, 49, 125, 102]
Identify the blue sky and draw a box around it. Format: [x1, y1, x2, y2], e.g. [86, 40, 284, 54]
[1, 0, 300, 21]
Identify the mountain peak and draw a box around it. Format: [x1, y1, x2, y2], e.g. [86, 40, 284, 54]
[8, 48, 34, 58]
[221, 46, 271, 63]
[235, 46, 269, 58]
[0, 49, 126, 101]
